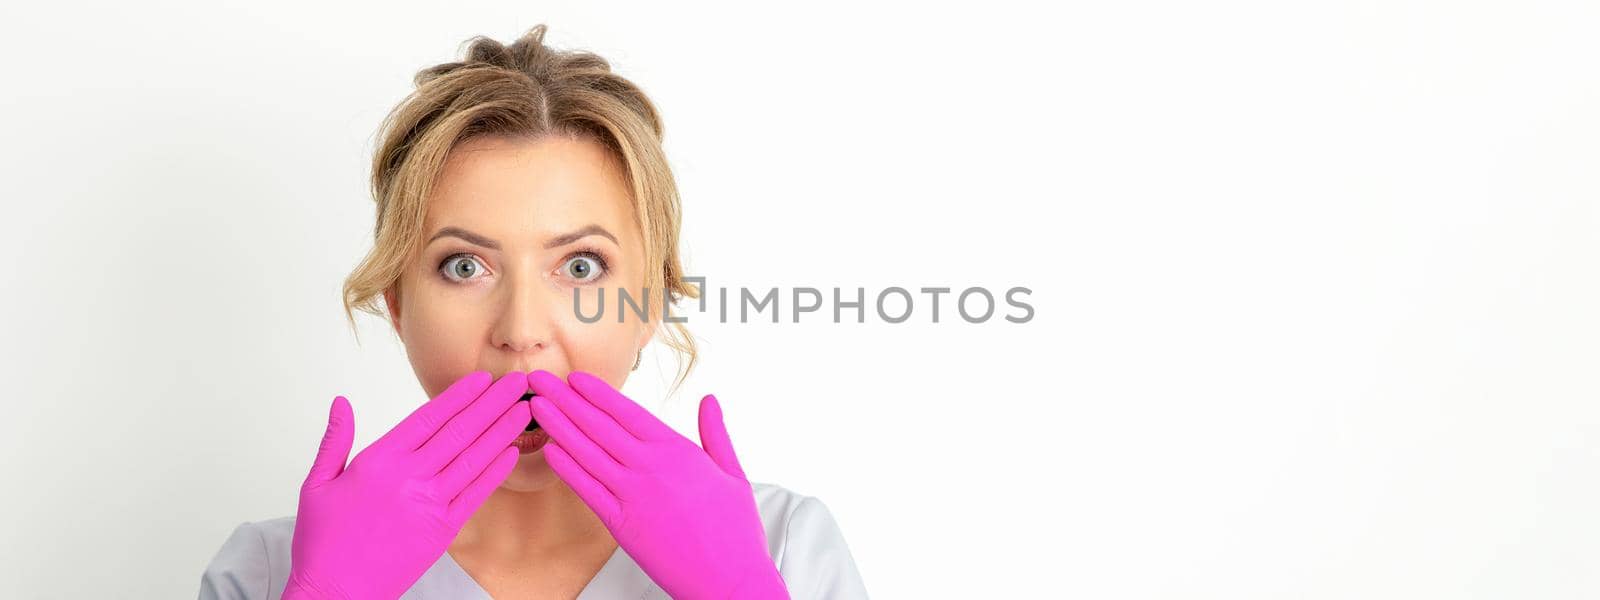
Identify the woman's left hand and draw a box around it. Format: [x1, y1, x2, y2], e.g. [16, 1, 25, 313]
[526, 370, 790, 600]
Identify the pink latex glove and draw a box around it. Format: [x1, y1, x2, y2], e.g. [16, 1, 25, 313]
[526, 370, 789, 600]
[283, 371, 533, 600]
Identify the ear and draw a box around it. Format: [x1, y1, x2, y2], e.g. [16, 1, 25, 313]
[636, 292, 661, 349]
[383, 286, 402, 336]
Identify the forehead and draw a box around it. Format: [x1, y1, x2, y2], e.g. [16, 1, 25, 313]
[425, 134, 637, 239]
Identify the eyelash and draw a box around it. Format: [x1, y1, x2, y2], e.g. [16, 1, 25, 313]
[436, 246, 612, 285]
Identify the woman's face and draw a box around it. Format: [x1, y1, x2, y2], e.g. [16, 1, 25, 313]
[384, 134, 655, 492]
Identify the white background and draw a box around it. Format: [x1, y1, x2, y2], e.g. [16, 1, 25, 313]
[1, 1, 1596, 598]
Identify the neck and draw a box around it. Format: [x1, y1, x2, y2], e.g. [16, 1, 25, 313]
[450, 482, 614, 560]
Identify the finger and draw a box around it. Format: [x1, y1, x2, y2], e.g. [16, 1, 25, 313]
[305, 395, 355, 487]
[417, 372, 527, 473]
[434, 400, 532, 495]
[378, 370, 494, 452]
[528, 395, 631, 490]
[446, 445, 519, 528]
[542, 441, 622, 527]
[697, 394, 748, 480]
[527, 370, 644, 465]
[564, 370, 676, 442]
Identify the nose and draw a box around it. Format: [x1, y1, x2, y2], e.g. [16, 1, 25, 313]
[489, 266, 558, 357]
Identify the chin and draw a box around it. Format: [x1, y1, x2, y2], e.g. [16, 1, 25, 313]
[497, 452, 562, 492]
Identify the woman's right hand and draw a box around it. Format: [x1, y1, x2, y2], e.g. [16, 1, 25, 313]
[281, 370, 532, 600]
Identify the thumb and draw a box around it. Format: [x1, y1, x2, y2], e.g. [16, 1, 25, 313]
[304, 395, 355, 487]
[698, 394, 748, 480]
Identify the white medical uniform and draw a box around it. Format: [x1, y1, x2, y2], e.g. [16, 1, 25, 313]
[198, 481, 868, 599]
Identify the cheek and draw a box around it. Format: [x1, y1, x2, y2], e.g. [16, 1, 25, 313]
[401, 287, 492, 394]
[559, 266, 652, 373]
[569, 285, 608, 320]
[554, 316, 640, 380]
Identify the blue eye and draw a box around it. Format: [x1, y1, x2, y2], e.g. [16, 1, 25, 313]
[563, 251, 608, 282]
[439, 254, 487, 282]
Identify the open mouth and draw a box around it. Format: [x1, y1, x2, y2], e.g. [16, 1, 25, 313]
[513, 391, 549, 454]
[519, 392, 540, 431]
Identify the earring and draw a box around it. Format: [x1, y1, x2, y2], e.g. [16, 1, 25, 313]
[632, 349, 642, 371]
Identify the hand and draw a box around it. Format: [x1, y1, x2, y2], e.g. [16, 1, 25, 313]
[283, 371, 533, 600]
[527, 370, 789, 600]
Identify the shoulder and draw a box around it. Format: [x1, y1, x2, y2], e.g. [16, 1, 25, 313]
[749, 482, 870, 599]
[197, 517, 295, 600]
[750, 480, 811, 545]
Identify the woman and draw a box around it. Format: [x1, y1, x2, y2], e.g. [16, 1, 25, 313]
[199, 25, 868, 600]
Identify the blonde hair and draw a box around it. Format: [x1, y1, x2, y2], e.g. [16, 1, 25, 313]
[342, 24, 700, 395]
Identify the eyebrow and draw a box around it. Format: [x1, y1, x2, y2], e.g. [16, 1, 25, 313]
[426, 224, 619, 251]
